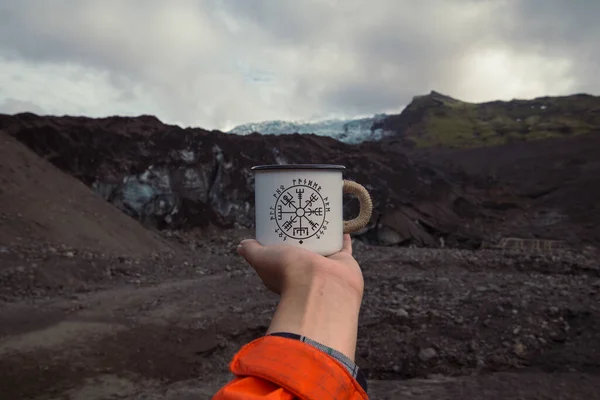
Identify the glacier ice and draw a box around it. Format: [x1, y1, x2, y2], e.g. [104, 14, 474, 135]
[228, 114, 391, 144]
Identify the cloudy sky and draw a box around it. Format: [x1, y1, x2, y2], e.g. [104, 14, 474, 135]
[0, 0, 598, 131]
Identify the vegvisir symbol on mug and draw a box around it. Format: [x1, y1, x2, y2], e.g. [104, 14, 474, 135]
[269, 179, 331, 243]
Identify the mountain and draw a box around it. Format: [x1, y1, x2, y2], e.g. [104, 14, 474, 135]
[228, 114, 389, 144]
[376, 91, 600, 148]
[1, 90, 599, 249]
[229, 91, 600, 148]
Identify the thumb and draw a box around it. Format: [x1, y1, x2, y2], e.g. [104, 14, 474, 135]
[237, 239, 286, 294]
[237, 239, 268, 268]
[238, 239, 293, 273]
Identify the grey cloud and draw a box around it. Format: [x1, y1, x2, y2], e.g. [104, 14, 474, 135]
[220, 0, 335, 44]
[0, 0, 598, 129]
[500, 0, 600, 44]
[0, 1, 228, 77]
[488, 0, 600, 94]
[219, 0, 525, 114]
[0, 98, 46, 115]
[323, 81, 414, 115]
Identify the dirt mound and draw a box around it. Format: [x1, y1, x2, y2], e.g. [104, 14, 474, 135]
[0, 131, 175, 256]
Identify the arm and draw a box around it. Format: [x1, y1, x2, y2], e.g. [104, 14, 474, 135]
[265, 271, 362, 361]
[213, 235, 368, 399]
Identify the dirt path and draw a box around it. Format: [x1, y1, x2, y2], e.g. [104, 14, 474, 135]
[0, 270, 273, 399]
[1, 243, 600, 399]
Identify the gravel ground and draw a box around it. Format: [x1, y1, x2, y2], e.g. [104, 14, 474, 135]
[1, 234, 599, 399]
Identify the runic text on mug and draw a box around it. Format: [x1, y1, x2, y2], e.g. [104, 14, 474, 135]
[269, 179, 331, 243]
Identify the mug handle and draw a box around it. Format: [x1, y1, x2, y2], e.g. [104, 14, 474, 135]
[343, 180, 373, 234]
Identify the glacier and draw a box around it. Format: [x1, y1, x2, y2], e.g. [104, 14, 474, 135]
[228, 114, 391, 144]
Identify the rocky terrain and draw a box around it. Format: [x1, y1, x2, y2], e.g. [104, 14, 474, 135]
[3, 91, 600, 250]
[0, 111, 490, 248]
[411, 131, 600, 247]
[1, 230, 599, 399]
[1, 91, 600, 398]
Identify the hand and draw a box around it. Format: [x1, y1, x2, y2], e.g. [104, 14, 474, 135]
[237, 234, 364, 298]
[237, 234, 364, 360]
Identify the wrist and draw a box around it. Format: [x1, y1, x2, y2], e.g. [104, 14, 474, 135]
[266, 273, 363, 361]
[282, 256, 365, 299]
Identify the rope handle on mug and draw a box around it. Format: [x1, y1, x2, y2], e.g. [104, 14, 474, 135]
[342, 180, 373, 234]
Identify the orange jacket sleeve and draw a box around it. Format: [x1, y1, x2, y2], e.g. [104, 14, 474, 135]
[213, 335, 368, 400]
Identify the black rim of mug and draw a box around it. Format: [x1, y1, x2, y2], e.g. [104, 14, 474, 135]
[251, 164, 346, 171]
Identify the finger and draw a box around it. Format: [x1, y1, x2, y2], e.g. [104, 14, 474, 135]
[340, 234, 353, 255]
[236, 239, 253, 256]
[237, 239, 264, 265]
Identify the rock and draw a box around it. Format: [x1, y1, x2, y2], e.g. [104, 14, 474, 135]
[376, 226, 403, 245]
[393, 308, 409, 318]
[488, 284, 501, 292]
[65, 251, 75, 258]
[419, 347, 437, 362]
[514, 341, 526, 356]
[394, 284, 407, 292]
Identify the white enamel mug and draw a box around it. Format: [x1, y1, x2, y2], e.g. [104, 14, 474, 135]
[252, 164, 373, 256]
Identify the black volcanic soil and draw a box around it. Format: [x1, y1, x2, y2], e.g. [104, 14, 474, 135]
[411, 131, 600, 246]
[1, 134, 600, 398]
[1, 112, 600, 398]
[1, 237, 599, 399]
